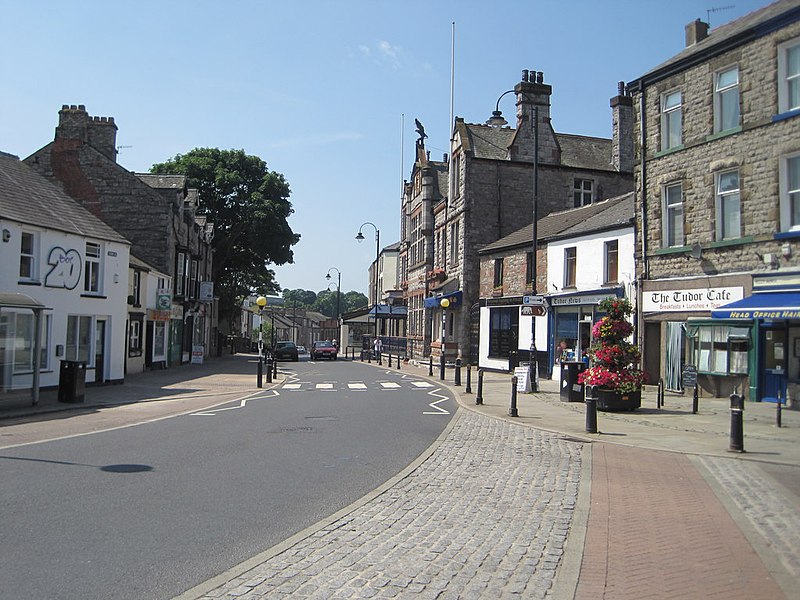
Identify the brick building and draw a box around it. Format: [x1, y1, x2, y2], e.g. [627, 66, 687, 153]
[25, 105, 216, 366]
[400, 71, 635, 363]
[628, 0, 800, 403]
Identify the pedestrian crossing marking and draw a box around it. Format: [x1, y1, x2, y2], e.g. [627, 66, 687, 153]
[411, 381, 434, 388]
[380, 382, 401, 389]
[348, 383, 368, 389]
[316, 383, 334, 390]
[283, 383, 302, 390]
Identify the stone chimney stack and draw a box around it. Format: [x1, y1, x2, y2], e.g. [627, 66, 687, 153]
[55, 104, 118, 162]
[610, 81, 634, 173]
[511, 70, 560, 165]
[685, 19, 710, 47]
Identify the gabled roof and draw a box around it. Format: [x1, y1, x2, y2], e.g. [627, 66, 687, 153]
[0, 151, 129, 244]
[136, 173, 187, 190]
[478, 192, 634, 254]
[459, 123, 615, 172]
[629, 0, 800, 88]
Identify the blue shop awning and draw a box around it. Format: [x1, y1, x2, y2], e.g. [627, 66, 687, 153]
[711, 292, 800, 319]
[424, 290, 463, 309]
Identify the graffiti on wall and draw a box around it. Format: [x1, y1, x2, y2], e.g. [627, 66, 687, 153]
[45, 247, 82, 290]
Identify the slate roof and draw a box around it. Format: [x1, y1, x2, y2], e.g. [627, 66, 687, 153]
[629, 0, 800, 88]
[460, 123, 614, 171]
[0, 151, 129, 244]
[478, 192, 634, 254]
[136, 173, 187, 190]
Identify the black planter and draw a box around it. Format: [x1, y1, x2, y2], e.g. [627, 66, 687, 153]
[596, 388, 641, 412]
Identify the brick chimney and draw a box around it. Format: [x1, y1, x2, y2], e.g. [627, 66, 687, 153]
[685, 19, 710, 47]
[55, 104, 118, 162]
[610, 81, 634, 173]
[512, 70, 560, 165]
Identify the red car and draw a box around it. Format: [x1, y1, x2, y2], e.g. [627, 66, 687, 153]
[311, 340, 338, 360]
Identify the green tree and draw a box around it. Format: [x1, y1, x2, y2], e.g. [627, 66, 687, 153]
[150, 148, 299, 329]
[342, 291, 369, 313]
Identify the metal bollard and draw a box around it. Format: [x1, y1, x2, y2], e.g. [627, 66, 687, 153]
[465, 365, 472, 393]
[476, 369, 484, 405]
[454, 358, 462, 386]
[509, 376, 519, 417]
[777, 387, 783, 428]
[265, 357, 273, 383]
[585, 385, 598, 434]
[388, 352, 392, 368]
[428, 355, 433, 376]
[273, 355, 278, 378]
[657, 378, 664, 409]
[368, 349, 372, 363]
[692, 384, 699, 414]
[378, 351, 382, 366]
[397, 354, 401, 370]
[439, 352, 445, 381]
[729, 391, 744, 453]
[257, 356, 263, 388]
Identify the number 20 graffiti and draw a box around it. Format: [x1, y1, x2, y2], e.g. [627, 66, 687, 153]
[45, 247, 82, 290]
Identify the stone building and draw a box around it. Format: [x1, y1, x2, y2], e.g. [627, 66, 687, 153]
[399, 71, 635, 363]
[24, 105, 217, 365]
[628, 0, 800, 403]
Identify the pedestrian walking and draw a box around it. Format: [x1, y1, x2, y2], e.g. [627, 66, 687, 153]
[373, 336, 383, 360]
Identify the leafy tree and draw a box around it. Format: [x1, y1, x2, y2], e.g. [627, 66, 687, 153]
[342, 291, 369, 313]
[278, 288, 369, 318]
[283, 289, 317, 307]
[150, 148, 299, 330]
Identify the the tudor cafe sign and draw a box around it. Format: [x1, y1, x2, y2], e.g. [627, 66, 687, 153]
[642, 286, 744, 312]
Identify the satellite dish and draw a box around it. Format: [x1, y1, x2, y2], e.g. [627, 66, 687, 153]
[690, 243, 702, 260]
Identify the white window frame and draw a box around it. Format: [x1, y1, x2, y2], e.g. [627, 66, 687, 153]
[663, 182, 684, 248]
[19, 231, 37, 281]
[660, 90, 682, 151]
[83, 241, 102, 294]
[604, 240, 619, 284]
[714, 66, 740, 133]
[66, 315, 93, 364]
[129, 318, 142, 356]
[175, 251, 186, 296]
[574, 179, 593, 207]
[778, 38, 800, 114]
[564, 247, 577, 288]
[715, 169, 741, 240]
[780, 153, 800, 231]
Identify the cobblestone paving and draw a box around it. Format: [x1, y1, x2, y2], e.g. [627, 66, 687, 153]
[196, 410, 583, 599]
[697, 456, 800, 585]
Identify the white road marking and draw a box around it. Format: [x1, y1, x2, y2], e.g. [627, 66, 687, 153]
[411, 381, 434, 388]
[191, 390, 280, 416]
[283, 383, 302, 390]
[423, 388, 450, 415]
[316, 383, 334, 390]
[380, 382, 401, 389]
[348, 383, 368, 389]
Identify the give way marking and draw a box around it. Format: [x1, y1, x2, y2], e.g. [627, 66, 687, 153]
[191, 390, 279, 416]
[423, 388, 450, 415]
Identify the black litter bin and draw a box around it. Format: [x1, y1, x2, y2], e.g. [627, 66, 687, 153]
[58, 360, 87, 403]
[560, 361, 587, 402]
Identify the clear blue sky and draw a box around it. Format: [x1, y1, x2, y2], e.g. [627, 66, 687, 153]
[1, 0, 769, 296]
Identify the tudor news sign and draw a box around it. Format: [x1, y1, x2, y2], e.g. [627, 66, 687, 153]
[642, 286, 743, 312]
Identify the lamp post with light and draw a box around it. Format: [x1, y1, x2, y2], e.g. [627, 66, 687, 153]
[439, 297, 450, 380]
[487, 77, 540, 391]
[255, 295, 267, 386]
[355, 222, 380, 343]
[326, 267, 342, 325]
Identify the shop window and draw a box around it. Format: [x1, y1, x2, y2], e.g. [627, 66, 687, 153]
[687, 324, 750, 375]
[153, 321, 167, 361]
[11, 312, 50, 373]
[488, 307, 518, 359]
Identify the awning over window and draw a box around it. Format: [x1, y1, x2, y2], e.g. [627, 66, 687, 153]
[710, 292, 800, 319]
[367, 305, 408, 318]
[423, 290, 463, 309]
[0, 292, 46, 309]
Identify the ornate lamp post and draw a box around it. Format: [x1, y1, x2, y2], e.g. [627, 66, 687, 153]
[355, 222, 380, 342]
[326, 267, 342, 324]
[439, 297, 450, 380]
[488, 80, 540, 391]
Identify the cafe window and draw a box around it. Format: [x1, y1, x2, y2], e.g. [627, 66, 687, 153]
[488, 307, 518, 359]
[687, 324, 749, 375]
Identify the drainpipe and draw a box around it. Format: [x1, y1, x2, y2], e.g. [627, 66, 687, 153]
[638, 85, 649, 351]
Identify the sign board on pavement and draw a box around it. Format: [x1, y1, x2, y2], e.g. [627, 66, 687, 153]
[514, 367, 532, 393]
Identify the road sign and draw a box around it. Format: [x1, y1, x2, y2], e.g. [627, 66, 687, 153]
[523, 295, 546, 306]
[521, 305, 547, 317]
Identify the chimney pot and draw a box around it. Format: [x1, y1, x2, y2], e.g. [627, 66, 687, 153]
[618, 81, 625, 96]
[536, 72, 544, 84]
[522, 69, 529, 82]
[685, 19, 710, 47]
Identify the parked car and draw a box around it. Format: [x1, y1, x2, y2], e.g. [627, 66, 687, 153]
[311, 340, 338, 360]
[273, 340, 299, 361]
[297, 345, 307, 355]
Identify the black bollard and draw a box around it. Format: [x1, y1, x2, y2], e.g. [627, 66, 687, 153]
[439, 352, 445, 381]
[265, 356, 273, 383]
[777, 387, 783, 428]
[585, 385, 598, 434]
[476, 369, 484, 405]
[465, 365, 472, 393]
[692, 384, 699, 414]
[428, 355, 433, 377]
[389, 352, 393, 368]
[273, 355, 278, 378]
[657, 378, 663, 409]
[397, 354, 401, 370]
[455, 358, 462, 386]
[257, 356, 263, 388]
[509, 376, 519, 417]
[729, 391, 744, 453]
[378, 350, 382, 366]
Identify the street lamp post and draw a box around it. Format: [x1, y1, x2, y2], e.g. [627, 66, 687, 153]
[326, 267, 342, 326]
[488, 81, 539, 391]
[356, 222, 380, 343]
[256, 295, 267, 387]
[440, 297, 450, 380]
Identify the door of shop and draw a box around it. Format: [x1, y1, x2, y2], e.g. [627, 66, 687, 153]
[761, 326, 788, 403]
